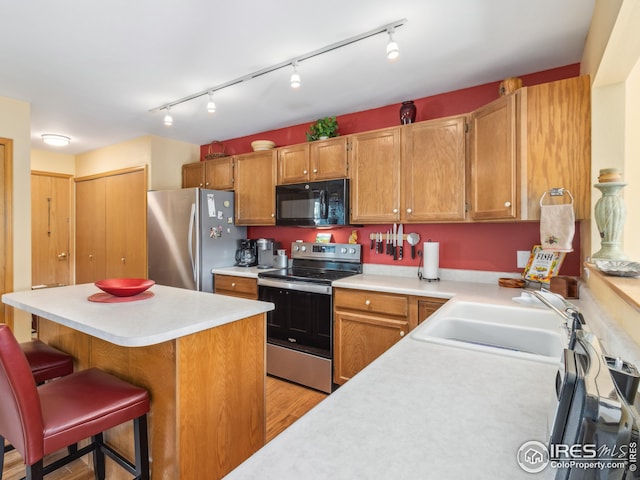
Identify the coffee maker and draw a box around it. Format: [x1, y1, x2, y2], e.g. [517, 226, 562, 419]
[256, 238, 277, 269]
[235, 239, 257, 267]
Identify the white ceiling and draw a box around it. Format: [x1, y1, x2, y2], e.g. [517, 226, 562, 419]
[0, 0, 595, 155]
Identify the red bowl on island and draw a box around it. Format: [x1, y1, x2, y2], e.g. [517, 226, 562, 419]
[95, 278, 155, 297]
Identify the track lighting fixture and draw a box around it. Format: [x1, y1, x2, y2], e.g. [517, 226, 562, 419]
[290, 62, 301, 89]
[150, 18, 407, 123]
[207, 91, 216, 113]
[41, 134, 71, 146]
[386, 27, 399, 60]
[163, 107, 173, 126]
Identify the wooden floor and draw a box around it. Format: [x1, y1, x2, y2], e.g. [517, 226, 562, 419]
[2, 375, 327, 479]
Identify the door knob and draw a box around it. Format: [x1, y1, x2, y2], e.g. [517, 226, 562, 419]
[57, 252, 67, 260]
[504, 201, 512, 207]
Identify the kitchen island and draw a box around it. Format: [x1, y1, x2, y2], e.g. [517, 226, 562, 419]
[2, 283, 274, 480]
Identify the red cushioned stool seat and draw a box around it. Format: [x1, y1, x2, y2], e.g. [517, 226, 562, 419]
[0, 325, 150, 480]
[20, 339, 74, 384]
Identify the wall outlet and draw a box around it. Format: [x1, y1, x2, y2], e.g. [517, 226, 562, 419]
[517, 250, 530, 269]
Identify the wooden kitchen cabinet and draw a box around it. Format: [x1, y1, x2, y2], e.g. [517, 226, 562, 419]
[214, 274, 258, 300]
[468, 75, 591, 221]
[417, 297, 447, 324]
[402, 115, 467, 222]
[277, 137, 348, 184]
[522, 75, 591, 220]
[334, 288, 449, 384]
[469, 93, 519, 221]
[349, 127, 402, 223]
[182, 157, 234, 190]
[333, 288, 409, 385]
[234, 150, 276, 225]
[76, 167, 147, 283]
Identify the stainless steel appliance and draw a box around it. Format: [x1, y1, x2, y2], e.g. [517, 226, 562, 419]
[258, 242, 362, 393]
[235, 239, 257, 267]
[275, 179, 349, 227]
[147, 188, 246, 292]
[548, 326, 640, 479]
[256, 238, 276, 269]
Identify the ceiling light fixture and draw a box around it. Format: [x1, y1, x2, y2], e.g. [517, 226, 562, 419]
[386, 27, 399, 60]
[206, 91, 216, 113]
[163, 107, 173, 126]
[290, 61, 301, 89]
[149, 18, 407, 120]
[41, 134, 71, 146]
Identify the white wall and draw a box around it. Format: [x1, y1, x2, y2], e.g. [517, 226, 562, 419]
[31, 149, 75, 175]
[0, 96, 33, 341]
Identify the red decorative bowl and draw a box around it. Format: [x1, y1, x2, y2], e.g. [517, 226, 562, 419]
[95, 278, 155, 297]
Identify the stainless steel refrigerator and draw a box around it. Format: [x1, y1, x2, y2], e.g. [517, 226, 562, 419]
[147, 188, 246, 292]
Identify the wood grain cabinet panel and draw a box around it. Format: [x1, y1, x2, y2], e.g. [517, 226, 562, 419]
[182, 157, 235, 190]
[234, 150, 276, 226]
[402, 115, 467, 222]
[214, 275, 258, 300]
[349, 127, 402, 223]
[277, 137, 348, 184]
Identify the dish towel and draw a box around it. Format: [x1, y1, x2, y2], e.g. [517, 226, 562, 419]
[540, 190, 575, 252]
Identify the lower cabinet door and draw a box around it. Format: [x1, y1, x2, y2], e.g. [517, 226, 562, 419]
[333, 310, 407, 385]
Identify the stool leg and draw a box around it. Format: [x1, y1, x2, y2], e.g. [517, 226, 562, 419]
[1, 435, 4, 479]
[26, 459, 44, 480]
[92, 433, 106, 480]
[134, 415, 150, 480]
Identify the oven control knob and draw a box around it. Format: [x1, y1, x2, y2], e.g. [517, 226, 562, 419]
[300, 245, 307, 252]
[293, 245, 299, 252]
[340, 247, 347, 254]
[349, 248, 356, 254]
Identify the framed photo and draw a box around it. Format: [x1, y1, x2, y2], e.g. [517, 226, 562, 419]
[522, 245, 566, 284]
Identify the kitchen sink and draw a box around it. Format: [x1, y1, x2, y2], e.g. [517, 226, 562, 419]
[411, 301, 566, 363]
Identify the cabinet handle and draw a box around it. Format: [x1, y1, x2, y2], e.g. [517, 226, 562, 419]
[89, 254, 93, 260]
[504, 201, 512, 207]
[121, 257, 126, 263]
[271, 213, 275, 217]
[313, 168, 318, 173]
[365, 299, 371, 306]
[400, 331, 405, 337]
[231, 282, 236, 288]
[406, 208, 412, 214]
[303, 170, 308, 175]
[57, 252, 67, 260]
[392, 208, 398, 214]
[205, 182, 209, 186]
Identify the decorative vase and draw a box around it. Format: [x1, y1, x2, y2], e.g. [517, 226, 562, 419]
[399, 101, 417, 125]
[592, 181, 628, 260]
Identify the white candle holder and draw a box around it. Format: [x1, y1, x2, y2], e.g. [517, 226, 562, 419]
[593, 182, 628, 260]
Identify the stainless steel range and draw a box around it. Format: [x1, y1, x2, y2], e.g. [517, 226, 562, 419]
[257, 242, 362, 393]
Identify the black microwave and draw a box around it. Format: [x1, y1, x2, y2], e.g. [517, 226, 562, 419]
[275, 179, 349, 227]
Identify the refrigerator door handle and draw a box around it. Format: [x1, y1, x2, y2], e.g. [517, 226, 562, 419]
[188, 203, 197, 284]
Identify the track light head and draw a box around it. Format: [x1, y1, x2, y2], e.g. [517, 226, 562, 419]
[386, 27, 399, 60]
[207, 92, 216, 113]
[164, 107, 173, 126]
[290, 62, 301, 89]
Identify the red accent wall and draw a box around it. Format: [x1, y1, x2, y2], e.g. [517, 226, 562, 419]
[203, 63, 583, 276]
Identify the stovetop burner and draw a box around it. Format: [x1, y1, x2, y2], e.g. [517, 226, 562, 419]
[257, 242, 362, 285]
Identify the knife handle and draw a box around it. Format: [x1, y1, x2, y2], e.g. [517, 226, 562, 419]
[399, 246, 403, 260]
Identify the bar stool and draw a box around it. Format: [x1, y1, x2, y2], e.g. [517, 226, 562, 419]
[20, 339, 74, 384]
[0, 324, 150, 480]
[3, 339, 75, 457]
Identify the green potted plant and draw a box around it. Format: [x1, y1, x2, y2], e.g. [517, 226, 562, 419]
[306, 116, 339, 141]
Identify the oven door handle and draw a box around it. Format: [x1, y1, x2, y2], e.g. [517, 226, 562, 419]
[258, 277, 331, 295]
[319, 189, 328, 219]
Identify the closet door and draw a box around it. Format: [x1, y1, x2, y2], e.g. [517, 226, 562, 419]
[75, 178, 107, 283]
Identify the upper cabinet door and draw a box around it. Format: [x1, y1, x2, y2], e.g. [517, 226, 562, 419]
[204, 157, 235, 190]
[235, 150, 276, 225]
[349, 127, 401, 224]
[182, 162, 204, 188]
[401, 115, 467, 222]
[469, 94, 519, 221]
[277, 144, 310, 184]
[309, 136, 348, 181]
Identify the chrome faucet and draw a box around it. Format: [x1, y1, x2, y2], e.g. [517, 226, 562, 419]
[524, 289, 584, 348]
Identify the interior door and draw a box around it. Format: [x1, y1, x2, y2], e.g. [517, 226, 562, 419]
[0, 140, 12, 327]
[31, 172, 72, 287]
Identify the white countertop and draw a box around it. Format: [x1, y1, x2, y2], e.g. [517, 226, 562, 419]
[2, 283, 274, 347]
[225, 272, 634, 480]
[226, 310, 558, 479]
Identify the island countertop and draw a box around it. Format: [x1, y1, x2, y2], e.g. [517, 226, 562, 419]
[2, 283, 274, 347]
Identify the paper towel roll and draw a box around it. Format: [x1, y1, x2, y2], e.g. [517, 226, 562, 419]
[423, 242, 439, 279]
